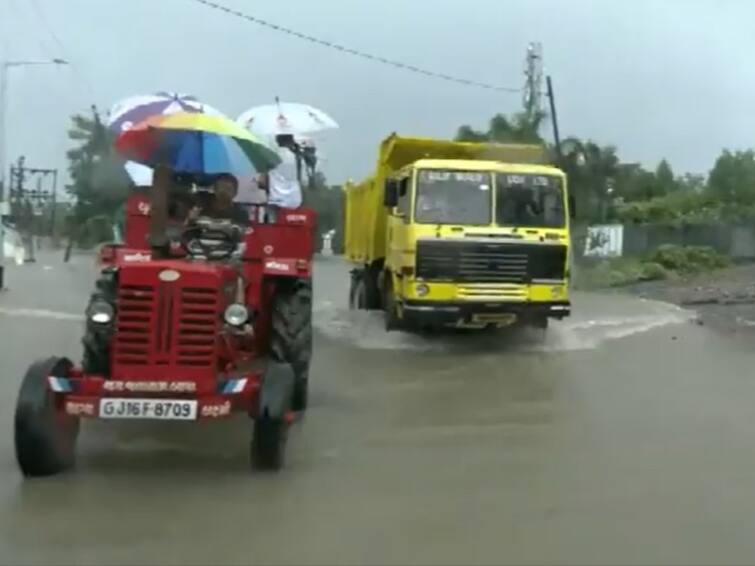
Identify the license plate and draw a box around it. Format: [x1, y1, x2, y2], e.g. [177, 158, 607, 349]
[99, 398, 197, 420]
[472, 313, 517, 324]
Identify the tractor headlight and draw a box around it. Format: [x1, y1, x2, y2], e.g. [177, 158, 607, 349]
[224, 304, 249, 326]
[87, 300, 114, 325]
[416, 283, 430, 297]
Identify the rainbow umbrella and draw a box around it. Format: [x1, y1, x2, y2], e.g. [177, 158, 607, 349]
[114, 112, 281, 176]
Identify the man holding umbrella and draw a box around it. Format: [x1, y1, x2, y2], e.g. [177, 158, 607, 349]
[257, 134, 317, 218]
[238, 100, 337, 219]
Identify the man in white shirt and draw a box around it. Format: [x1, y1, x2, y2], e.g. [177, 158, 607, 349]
[267, 139, 303, 210]
[256, 134, 318, 222]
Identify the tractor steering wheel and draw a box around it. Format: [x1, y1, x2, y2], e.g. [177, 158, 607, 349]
[181, 218, 242, 260]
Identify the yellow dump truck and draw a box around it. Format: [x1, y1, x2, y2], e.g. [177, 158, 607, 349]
[344, 134, 573, 331]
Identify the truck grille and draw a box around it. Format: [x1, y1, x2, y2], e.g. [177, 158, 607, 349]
[457, 284, 527, 301]
[416, 240, 566, 283]
[114, 283, 219, 367]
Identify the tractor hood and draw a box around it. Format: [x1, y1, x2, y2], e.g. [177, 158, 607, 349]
[110, 260, 240, 381]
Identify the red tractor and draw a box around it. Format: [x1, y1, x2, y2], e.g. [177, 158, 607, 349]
[14, 177, 315, 476]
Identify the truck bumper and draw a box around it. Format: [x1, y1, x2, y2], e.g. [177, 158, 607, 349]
[401, 300, 571, 327]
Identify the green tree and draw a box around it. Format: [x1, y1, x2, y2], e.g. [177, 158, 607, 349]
[706, 149, 755, 203]
[561, 138, 619, 222]
[654, 159, 677, 196]
[303, 172, 344, 253]
[455, 111, 545, 144]
[65, 107, 131, 251]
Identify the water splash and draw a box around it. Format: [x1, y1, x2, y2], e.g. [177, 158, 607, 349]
[313, 298, 692, 353]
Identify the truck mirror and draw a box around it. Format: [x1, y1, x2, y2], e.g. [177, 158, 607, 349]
[384, 180, 399, 207]
[568, 196, 576, 219]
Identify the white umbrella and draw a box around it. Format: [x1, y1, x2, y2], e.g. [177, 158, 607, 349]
[237, 100, 338, 137]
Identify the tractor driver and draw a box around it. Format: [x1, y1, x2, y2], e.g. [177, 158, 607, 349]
[187, 173, 249, 225]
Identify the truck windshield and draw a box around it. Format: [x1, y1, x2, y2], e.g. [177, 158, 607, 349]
[415, 170, 492, 225]
[496, 173, 565, 228]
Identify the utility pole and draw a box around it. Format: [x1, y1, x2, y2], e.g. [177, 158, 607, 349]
[546, 75, 562, 162]
[523, 42, 544, 121]
[9, 156, 58, 261]
[0, 57, 68, 288]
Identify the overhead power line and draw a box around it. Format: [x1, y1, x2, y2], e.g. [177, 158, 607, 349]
[189, 0, 522, 93]
[26, 0, 97, 102]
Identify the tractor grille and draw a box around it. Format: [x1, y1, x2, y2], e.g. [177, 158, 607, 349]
[416, 240, 566, 284]
[114, 285, 154, 365]
[177, 288, 218, 367]
[114, 283, 219, 367]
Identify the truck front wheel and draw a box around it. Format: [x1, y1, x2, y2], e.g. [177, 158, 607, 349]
[383, 276, 403, 332]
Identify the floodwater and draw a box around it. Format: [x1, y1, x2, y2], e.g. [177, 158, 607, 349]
[2, 254, 755, 565]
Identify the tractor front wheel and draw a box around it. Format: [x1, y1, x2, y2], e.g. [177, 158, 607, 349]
[271, 279, 313, 412]
[15, 357, 79, 477]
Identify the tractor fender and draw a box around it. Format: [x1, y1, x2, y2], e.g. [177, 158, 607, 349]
[258, 361, 295, 419]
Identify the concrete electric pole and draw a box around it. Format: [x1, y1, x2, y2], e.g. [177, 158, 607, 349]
[0, 58, 67, 288]
[523, 42, 544, 121]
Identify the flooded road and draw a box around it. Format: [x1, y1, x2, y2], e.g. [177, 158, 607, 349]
[2, 255, 755, 565]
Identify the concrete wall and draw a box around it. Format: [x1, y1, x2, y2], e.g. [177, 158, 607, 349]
[579, 223, 755, 261]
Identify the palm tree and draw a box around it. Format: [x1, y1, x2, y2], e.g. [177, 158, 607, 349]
[455, 111, 546, 144]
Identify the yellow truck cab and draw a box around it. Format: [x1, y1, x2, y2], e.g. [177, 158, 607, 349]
[344, 134, 573, 331]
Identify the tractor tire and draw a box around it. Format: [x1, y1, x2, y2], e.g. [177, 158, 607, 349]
[82, 300, 110, 376]
[251, 413, 288, 471]
[81, 273, 116, 377]
[271, 279, 313, 412]
[15, 357, 79, 477]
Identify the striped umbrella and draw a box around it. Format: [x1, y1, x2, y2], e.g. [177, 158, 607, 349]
[115, 112, 281, 176]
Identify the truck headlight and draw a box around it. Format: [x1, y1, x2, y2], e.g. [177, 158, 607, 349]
[416, 283, 429, 297]
[224, 304, 249, 326]
[87, 300, 114, 324]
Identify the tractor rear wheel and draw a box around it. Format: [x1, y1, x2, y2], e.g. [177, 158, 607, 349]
[271, 279, 313, 412]
[15, 357, 79, 477]
[251, 413, 288, 471]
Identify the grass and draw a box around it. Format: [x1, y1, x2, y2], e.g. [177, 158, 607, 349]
[573, 245, 730, 290]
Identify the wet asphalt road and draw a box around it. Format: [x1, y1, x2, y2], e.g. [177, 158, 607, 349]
[2, 254, 755, 565]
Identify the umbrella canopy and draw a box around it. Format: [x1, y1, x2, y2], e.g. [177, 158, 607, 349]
[108, 91, 222, 133]
[115, 112, 281, 177]
[123, 161, 154, 187]
[237, 100, 338, 137]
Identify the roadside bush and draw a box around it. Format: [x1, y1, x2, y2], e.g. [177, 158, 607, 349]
[574, 245, 727, 290]
[615, 190, 755, 226]
[639, 261, 668, 281]
[648, 244, 729, 274]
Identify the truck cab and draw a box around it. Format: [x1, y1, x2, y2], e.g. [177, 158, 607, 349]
[345, 135, 572, 331]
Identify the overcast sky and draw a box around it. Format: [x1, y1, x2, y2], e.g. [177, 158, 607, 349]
[2, 0, 753, 188]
